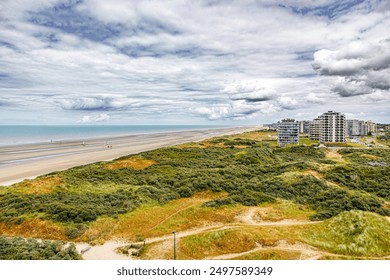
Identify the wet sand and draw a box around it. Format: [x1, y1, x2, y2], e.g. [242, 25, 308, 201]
[0, 126, 259, 186]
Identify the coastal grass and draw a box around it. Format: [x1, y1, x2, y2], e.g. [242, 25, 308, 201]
[231, 249, 301, 260]
[80, 191, 232, 243]
[303, 210, 390, 257]
[7, 176, 62, 194]
[104, 157, 156, 170]
[325, 150, 347, 163]
[299, 137, 319, 146]
[177, 224, 311, 260]
[178, 228, 257, 259]
[257, 200, 315, 222]
[225, 130, 277, 141]
[0, 218, 66, 240]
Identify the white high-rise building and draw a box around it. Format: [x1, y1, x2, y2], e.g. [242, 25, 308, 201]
[299, 120, 311, 134]
[319, 111, 346, 143]
[277, 119, 299, 146]
[346, 120, 376, 136]
[346, 119, 362, 136]
[309, 118, 320, 140]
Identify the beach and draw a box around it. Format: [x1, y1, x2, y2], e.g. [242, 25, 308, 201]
[0, 126, 259, 186]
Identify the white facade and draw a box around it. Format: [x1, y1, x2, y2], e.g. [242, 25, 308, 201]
[319, 111, 346, 143]
[277, 119, 299, 146]
[346, 120, 376, 136]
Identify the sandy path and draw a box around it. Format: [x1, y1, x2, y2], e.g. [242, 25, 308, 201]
[77, 241, 132, 260]
[208, 243, 390, 261]
[76, 224, 233, 260]
[235, 208, 260, 224]
[0, 126, 258, 186]
[76, 207, 322, 260]
[206, 240, 323, 260]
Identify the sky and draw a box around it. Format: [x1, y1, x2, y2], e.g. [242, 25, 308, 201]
[0, 0, 389, 125]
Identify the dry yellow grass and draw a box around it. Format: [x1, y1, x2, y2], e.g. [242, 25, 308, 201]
[360, 154, 381, 160]
[81, 191, 234, 243]
[234, 145, 248, 149]
[325, 150, 346, 162]
[12, 176, 61, 194]
[179, 228, 257, 259]
[257, 200, 314, 222]
[104, 157, 156, 170]
[233, 249, 302, 260]
[229, 131, 277, 141]
[177, 225, 313, 260]
[176, 141, 226, 149]
[0, 219, 66, 240]
[77, 217, 117, 244]
[302, 170, 324, 179]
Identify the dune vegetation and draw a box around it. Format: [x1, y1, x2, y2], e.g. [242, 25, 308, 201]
[303, 210, 390, 257]
[0, 130, 389, 259]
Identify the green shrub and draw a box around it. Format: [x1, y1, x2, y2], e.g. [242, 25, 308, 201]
[0, 236, 82, 260]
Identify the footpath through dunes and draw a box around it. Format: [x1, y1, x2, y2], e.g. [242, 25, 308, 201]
[76, 202, 322, 260]
[0, 126, 258, 186]
[77, 204, 390, 260]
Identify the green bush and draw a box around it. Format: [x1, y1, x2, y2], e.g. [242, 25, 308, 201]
[0, 236, 82, 260]
[202, 197, 236, 207]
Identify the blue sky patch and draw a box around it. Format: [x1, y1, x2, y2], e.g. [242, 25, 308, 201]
[281, 0, 368, 19]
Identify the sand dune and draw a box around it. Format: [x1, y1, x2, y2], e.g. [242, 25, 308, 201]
[0, 126, 259, 186]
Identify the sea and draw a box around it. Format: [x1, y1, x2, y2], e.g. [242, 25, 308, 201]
[0, 125, 226, 146]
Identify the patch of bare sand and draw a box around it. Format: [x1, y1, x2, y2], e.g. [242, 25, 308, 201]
[234, 207, 319, 226]
[77, 240, 132, 260]
[235, 208, 261, 224]
[142, 239, 173, 260]
[274, 240, 321, 260]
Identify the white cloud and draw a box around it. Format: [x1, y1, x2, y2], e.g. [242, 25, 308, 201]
[0, 0, 389, 124]
[313, 39, 390, 76]
[78, 113, 110, 123]
[313, 38, 390, 97]
[222, 80, 276, 102]
[277, 96, 299, 110]
[306, 93, 326, 104]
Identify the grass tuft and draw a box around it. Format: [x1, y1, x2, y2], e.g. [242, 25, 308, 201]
[303, 210, 390, 257]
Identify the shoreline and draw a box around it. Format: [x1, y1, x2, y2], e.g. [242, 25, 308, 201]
[0, 126, 260, 186]
[0, 125, 233, 148]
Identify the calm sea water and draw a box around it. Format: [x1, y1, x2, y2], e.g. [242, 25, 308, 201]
[0, 125, 225, 146]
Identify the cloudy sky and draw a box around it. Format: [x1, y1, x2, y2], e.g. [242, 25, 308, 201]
[0, 0, 389, 125]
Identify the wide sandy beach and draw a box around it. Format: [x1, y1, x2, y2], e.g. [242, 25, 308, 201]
[0, 126, 259, 186]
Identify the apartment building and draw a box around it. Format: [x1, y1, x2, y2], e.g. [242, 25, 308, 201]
[319, 111, 346, 143]
[309, 118, 320, 140]
[277, 119, 299, 146]
[346, 120, 377, 136]
[299, 120, 311, 134]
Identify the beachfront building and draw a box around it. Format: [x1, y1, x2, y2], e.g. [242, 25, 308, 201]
[346, 120, 376, 136]
[319, 111, 346, 143]
[277, 119, 299, 146]
[366, 121, 377, 134]
[346, 119, 363, 136]
[299, 120, 311, 134]
[309, 118, 320, 140]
